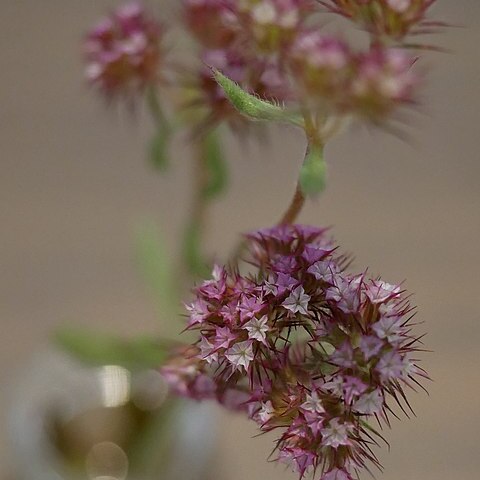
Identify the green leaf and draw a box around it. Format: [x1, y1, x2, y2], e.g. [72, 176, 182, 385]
[135, 222, 178, 318]
[55, 328, 169, 370]
[212, 68, 303, 126]
[202, 130, 228, 199]
[299, 144, 327, 196]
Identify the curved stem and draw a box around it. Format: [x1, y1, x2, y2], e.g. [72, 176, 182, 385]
[230, 142, 313, 264]
[277, 180, 306, 226]
[230, 110, 326, 262]
[229, 176, 306, 264]
[277, 118, 324, 226]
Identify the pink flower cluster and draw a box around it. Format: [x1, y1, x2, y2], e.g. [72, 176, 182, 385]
[182, 0, 313, 129]
[162, 224, 428, 480]
[84, 2, 163, 98]
[320, 1, 439, 40]
[182, 0, 425, 124]
[290, 32, 417, 118]
[83, 1, 441, 124]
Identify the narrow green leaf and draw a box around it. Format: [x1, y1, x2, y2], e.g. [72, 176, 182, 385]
[135, 222, 178, 318]
[54, 328, 169, 370]
[202, 130, 228, 199]
[299, 144, 327, 196]
[212, 68, 303, 127]
[146, 86, 171, 171]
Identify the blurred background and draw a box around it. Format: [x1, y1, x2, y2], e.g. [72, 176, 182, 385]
[1, 1, 479, 479]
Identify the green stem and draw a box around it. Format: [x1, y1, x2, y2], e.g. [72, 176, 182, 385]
[146, 86, 173, 171]
[229, 111, 326, 263]
[147, 86, 168, 128]
[147, 87, 213, 280]
[277, 177, 306, 226]
[278, 110, 324, 226]
[181, 134, 212, 279]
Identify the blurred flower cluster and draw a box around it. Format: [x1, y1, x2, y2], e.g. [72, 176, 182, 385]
[84, 0, 440, 127]
[290, 33, 418, 119]
[162, 225, 428, 480]
[320, 0, 439, 40]
[84, 2, 164, 100]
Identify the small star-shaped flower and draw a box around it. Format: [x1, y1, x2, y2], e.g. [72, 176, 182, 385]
[322, 468, 353, 480]
[307, 259, 339, 284]
[360, 335, 384, 360]
[321, 418, 352, 448]
[185, 299, 210, 327]
[244, 315, 270, 343]
[372, 316, 403, 344]
[301, 390, 325, 414]
[342, 376, 367, 404]
[214, 326, 237, 349]
[353, 389, 384, 414]
[199, 336, 218, 364]
[365, 280, 400, 304]
[282, 286, 311, 315]
[257, 400, 275, 424]
[226, 341, 255, 371]
[376, 350, 404, 381]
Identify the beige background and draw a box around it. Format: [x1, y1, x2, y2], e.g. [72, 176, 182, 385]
[1, 1, 479, 479]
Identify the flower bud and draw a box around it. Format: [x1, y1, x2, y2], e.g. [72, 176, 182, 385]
[189, 47, 293, 128]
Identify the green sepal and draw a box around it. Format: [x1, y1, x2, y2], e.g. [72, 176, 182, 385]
[212, 68, 303, 127]
[299, 144, 327, 197]
[54, 328, 169, 371]
[202, 130, 228, 199]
